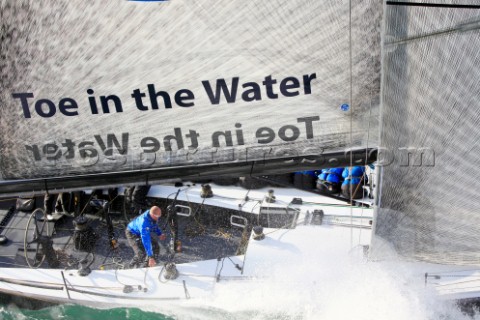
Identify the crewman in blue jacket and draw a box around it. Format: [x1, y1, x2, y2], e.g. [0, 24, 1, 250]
[316, 167, 344, 194]
[341, 166, 367, 199]
[125, 206, 166, 268]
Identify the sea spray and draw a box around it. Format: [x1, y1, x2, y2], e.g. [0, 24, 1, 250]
[183, 251, 480, 320]
[0, 257, 478, 320]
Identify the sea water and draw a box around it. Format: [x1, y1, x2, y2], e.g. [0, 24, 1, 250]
[1, 254, 479, 320]
[0, 304, 172, 320]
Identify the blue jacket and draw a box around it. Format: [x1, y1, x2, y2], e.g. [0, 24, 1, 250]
[318, 168, 344, 184]
[326, 168, 344, 184]
[342, 166, 366, 185]
[127, 210, 163, 257]
[318, 169, 329, 181]
[302, 170, 317, 177]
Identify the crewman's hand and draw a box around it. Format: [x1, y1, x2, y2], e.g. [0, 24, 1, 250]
[159, 234, 166, 241]
[148, 257, 156, 267]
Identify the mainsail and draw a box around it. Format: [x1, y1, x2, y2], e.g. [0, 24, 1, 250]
[0, 0, 380, 195]
[371, 1, 480, 265]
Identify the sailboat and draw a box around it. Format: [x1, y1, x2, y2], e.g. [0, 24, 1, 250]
[0, 0, 479, 313]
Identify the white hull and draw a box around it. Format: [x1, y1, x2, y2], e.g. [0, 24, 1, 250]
[0, 182, 374, 309]
[1, 181, 477, 311]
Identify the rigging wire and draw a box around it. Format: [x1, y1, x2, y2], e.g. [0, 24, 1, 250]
[348, 0, 354, 249]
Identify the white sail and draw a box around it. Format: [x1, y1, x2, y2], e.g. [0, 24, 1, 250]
[0, 0, 380, 194]
[371, 1, 480, 265]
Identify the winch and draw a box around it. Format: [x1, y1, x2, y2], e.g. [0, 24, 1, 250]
[73, 216, 97, 252]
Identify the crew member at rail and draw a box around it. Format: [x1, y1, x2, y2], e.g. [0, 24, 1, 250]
[341, 166, 367, 199]
[125, 206, 166, 268]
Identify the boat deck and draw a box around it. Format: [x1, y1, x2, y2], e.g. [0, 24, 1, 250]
[0, 192, 245, 272]
[0, 181, 373, 272]
[0, 181, 376, 309]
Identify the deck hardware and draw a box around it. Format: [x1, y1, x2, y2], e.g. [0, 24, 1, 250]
[183, 280, 191, 299]
[230, 215, 248, 229]
[175, 205, 192, 217]
[252, 226, 265, 240]
[311, 210, 324, 225]
[304, 211, 310, 225]
[78, 262, 92, 277]
[200, 184, 213, 198]
[123, 285, 134, 293]
[265, 189, 276, 203]
[291, 197, 303, 205]
[161, 262, 178, 280]
[73, 216, 97, 252]
[60, 271, 71, 300]
[77, 253, 94, 277]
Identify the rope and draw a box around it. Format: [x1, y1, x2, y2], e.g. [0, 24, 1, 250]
[114, 263, 150, 292]
[158, 264, 168, 283]
[100, 256, 124, 270]
[214, 228, 233, 240]
[184, 197, 207, 238]
[79, 192, 97, 217]
[300, 201, 371, 209]
[351, 175, 365, 201]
